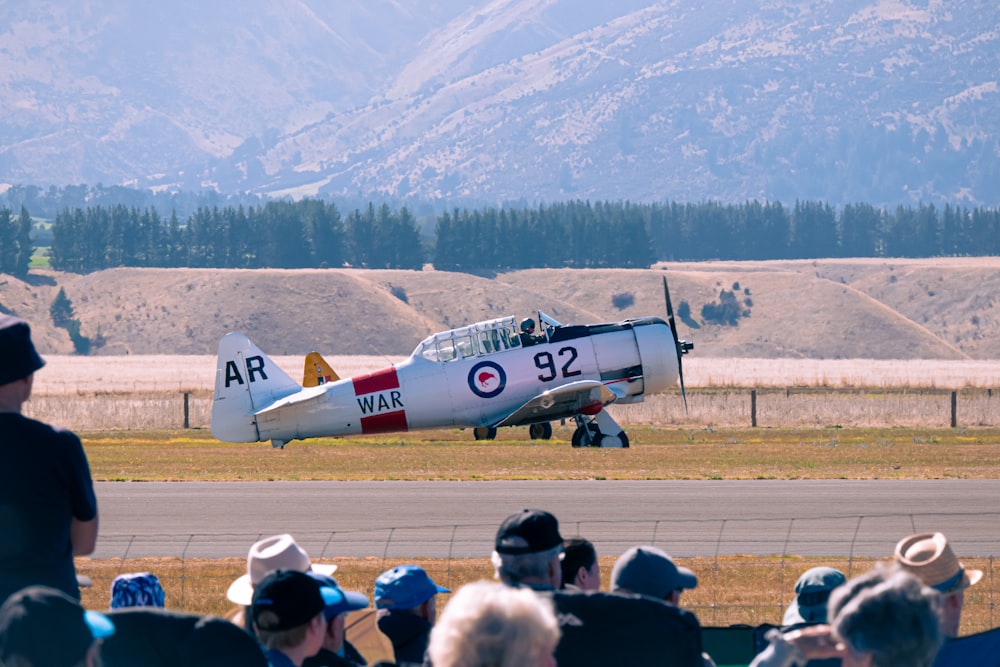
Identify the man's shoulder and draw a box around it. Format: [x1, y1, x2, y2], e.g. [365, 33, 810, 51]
[553, 589, 699, 621]
[551, 590, 705, 667]
[1, 413, 78, 443]
[0, 414, 87, 482]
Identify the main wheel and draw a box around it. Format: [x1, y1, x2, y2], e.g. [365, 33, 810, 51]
[595, 431, 630, 448]
[473, 427, 497, 440]
[529, 422, 553, 440]
[571, 427, 587, 448]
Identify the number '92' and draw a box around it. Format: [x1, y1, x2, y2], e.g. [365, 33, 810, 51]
[534, 347, 582, 382]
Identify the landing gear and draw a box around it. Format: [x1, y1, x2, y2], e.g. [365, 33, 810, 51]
[596, 430, 630, 448]
[571, 412, 630, 448]
[571, 422, 596, 447]
[528, 422, 553, 440]
[473, 427, 497, 440]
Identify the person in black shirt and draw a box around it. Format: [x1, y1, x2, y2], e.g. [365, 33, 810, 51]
[0, 316, 99, 603]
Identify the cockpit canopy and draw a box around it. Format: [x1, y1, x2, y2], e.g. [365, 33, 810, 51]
[414, 316, 523, 362]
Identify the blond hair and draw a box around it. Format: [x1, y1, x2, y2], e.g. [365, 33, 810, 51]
[427, 580, 559, 667]
[253, 611, 317, 650]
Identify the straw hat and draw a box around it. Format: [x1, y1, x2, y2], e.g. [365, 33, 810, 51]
[894, 532, 982, 594]
[226, 534, 337, 605]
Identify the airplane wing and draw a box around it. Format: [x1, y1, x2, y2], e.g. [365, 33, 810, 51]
[492, 380, 622, 428]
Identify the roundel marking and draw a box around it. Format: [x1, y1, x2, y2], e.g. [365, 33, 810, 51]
[468, 361, 507, 399]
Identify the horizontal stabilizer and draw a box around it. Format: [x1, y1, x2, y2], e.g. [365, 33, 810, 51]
[254, 385, 326, 416]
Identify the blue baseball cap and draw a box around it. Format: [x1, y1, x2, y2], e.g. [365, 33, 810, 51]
[307, 573, 369, 621]
[375, 565, 450, 610]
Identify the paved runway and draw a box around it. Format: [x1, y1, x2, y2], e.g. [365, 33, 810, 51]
[94, 480, 1000, 560]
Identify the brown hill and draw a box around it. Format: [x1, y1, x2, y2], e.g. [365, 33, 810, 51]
[2, 258, 998, 358]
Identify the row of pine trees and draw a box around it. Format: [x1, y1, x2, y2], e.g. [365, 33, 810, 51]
[2, 199, 999, 276]
[0, 208, 33, 277]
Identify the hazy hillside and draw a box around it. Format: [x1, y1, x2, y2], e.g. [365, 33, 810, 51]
[1, 1, 998, 207]
[2, 259, 998, 359]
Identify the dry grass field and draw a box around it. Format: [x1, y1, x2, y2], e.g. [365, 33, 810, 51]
[5, 257, 1000, 359]
[73, 425, 1000, 481]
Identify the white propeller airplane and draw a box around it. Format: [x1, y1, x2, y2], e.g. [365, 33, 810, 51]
[211, 278, 693, 448]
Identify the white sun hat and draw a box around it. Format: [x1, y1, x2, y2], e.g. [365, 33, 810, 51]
[226, 533, 338, 605]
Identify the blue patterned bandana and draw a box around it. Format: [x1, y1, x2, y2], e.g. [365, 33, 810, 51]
[110, 572, 165, 609]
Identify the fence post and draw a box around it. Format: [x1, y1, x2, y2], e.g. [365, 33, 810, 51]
[751, 389, 757, 427]
[183, 392, 190, 429]
[951, 391, 957, 428]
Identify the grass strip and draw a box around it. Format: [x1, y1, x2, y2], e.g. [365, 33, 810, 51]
[84, 426, 1000, 481]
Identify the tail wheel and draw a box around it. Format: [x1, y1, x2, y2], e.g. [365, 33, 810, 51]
[529, 422, 553, 440]
[473, 427, 497, 440]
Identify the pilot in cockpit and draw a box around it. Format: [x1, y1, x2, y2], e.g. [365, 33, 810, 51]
[519, 318, 545, 346]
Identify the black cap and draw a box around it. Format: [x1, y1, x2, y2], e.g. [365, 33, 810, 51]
[251, 570, 327, 632]
[0, 586, 115, 667]
[495, 509, 563, 555]
[0, 315, 45, 385]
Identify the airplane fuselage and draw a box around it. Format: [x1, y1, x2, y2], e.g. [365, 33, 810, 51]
[214, 315, 679, 444]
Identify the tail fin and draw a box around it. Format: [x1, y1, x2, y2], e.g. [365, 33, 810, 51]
[211, 332, 301, 443]
[302, 351, 341, 388]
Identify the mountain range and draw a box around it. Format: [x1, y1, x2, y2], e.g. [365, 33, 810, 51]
[2, 0, 998, 208]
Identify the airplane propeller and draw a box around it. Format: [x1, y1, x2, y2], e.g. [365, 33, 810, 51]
[663, 277, 694, 412]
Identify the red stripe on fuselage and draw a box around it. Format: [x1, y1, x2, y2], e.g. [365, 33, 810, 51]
[353, 367, 400, 395]
[361, 410, 409, 434]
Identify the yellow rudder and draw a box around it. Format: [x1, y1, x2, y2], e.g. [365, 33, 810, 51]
[303, 351, 341, 387]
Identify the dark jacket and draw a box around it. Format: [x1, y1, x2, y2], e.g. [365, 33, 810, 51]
[377, 611, 433, 666]
[102, 608, 268, 667]
[551, 590, 705, 667]
[302, 642, 368, 667]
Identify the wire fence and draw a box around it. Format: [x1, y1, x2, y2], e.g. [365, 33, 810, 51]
[25, 386, 1000, 431]
[78, 513, 1000, 633]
